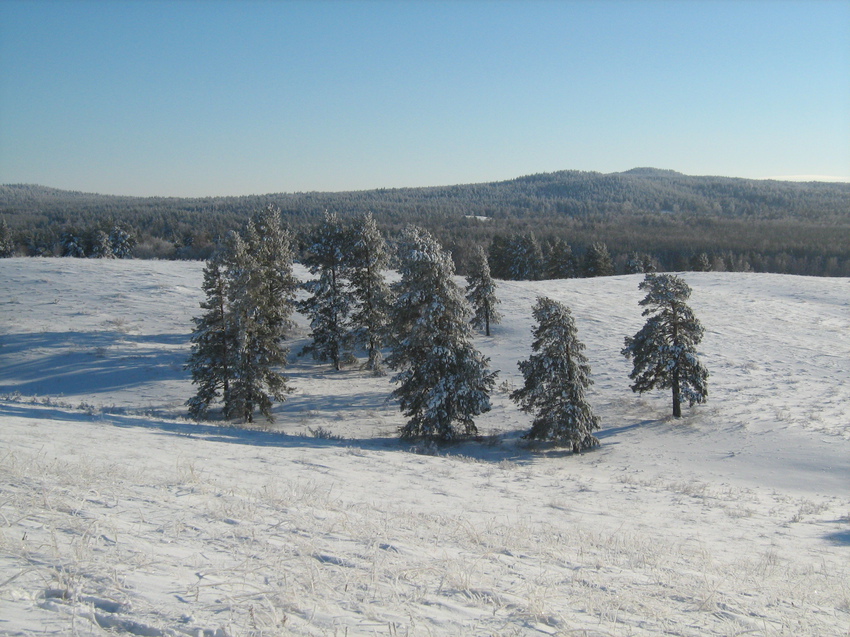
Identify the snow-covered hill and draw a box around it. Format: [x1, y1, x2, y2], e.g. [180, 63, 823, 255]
[1, 257, 848, 636]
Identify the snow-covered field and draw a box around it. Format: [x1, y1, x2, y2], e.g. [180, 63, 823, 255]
[1, 257, 848, 636]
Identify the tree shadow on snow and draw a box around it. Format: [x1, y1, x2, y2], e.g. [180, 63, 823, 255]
[0, 331, 189, 397]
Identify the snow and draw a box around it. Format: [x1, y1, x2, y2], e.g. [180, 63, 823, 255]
[1, 257, 849, 636]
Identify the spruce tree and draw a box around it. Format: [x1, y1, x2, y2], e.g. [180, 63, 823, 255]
[387, 226, 497, 441]
[185, 251, 233, 419]
[348, 213, 393, 374]
[622, 273, 708, 418]
[511, 297, 600, 451]
[465, 245, 501, 337]
[299, 211, 352, 371]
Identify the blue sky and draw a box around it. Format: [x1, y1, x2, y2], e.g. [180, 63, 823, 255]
[1, 0, 848, 197]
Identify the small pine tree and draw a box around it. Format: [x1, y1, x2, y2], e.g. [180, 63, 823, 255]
[0, 218, 15, 257]
[465, 245, 502, 336]
[388, 226, 497, 441]
[90, 230, 114, 259]
[61, 230, 86, 258]
[690, 252, 712, 272]
[348, 212, 393, 374]
[109, 223, 136, 258]
[299, 211, 352, 371]
[544, 238, 576, 279]
[583, 242, 614, 277]
[511, 297, 600, 451]
[622, 273, 708, 418]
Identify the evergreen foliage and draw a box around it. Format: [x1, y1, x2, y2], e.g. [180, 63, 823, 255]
[510, 297, 600, 451]
[299, 211, 352, 371]
[387, 226, 497, 441]
[0, 217, 14, 257]
[583, 242, 614, 277]
[465, 245, 502, 336]
[622, 273, 709, 418]
[185, 253, 233, 419]
[348, 212, 393, 374]
[545, 238, 577, 279]
[185, 205, 296, 423]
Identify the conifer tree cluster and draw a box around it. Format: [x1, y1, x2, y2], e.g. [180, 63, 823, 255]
[186, 205, 298, 423]
[299, 212, 393, 375]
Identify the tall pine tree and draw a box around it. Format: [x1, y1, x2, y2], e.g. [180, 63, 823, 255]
[511, 297, 600, 451]
[186, 205, 297, 424]
[465, 245, 501, 337]
[622, 273, 708, 418]
[348, 212, 393, 374]
[185, 251, 233, 419]
[388, 226, 497, 441]
[299, 211, 352, 371]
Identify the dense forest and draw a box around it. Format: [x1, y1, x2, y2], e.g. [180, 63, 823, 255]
[1, 168, 848, 276]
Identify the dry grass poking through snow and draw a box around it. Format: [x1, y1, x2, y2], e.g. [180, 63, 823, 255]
[0, 258, 849, 636]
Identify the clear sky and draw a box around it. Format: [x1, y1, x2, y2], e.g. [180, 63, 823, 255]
[1, 0, 848, 197]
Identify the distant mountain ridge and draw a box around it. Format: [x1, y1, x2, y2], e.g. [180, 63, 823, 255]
[2, 167, 849, 223]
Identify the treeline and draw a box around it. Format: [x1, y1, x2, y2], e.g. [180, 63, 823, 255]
[2, 168, 849, 276]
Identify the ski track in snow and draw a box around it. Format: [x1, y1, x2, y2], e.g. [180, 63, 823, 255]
[0, 257, 848, 636]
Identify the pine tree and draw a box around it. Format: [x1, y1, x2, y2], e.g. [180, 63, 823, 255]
[109, 223, 136, 258]
[90, 230, 114, 258]
[299, 211, 352, 371]
[622, 273, 709, 418]
[506, 232, 544, 280]
[583, 242, 614, 277]
[348, 212, 393, 374]
[387, 226, 497, 441]
[61, 230, 86, 258]
[186, 206, 297, 424]
[465, 245, 501, 336]
[185, 251, 233, 419]
[511, 297, 600, 451]
[0, 217, 15, 257]
[544, 238, 576, 279]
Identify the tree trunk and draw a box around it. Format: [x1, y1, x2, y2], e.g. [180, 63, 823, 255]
[672, 369, 682, 418]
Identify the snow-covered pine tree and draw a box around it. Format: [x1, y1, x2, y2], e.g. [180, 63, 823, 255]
[0, 217, 13, 257]
[510, 297, 600, 451]
[299, 211, 352, 371]
[224, 207, 297, 423]
[465, 245, 501, 336]
[109, 223, 136, 259]
[387, 226, 497, 441]
[544, 238, 576, 279]
[506, 232, 544, 280]
[90, 230, 114, 258]
[60, 230, 86, 258]
[583, 242, 614, 277]
[348, 212, 393, 374]
[185, 250, 234, 419]
[622, 273, 709, 418]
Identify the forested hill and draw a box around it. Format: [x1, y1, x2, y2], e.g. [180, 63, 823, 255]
[3, 168, 848, 226]
[2, 169, 849, 275]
